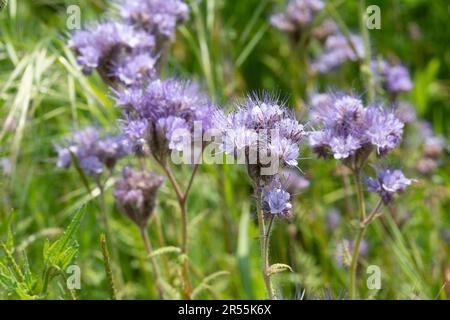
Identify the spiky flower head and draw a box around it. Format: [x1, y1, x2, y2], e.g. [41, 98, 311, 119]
[114, 167, 164, 228]
[213, 94, 305, 182]
[116, 0, 189, 40]
[366, 168, 414, 204]
[309, 94, 404, 169]
[116, 78, 214, 163]
[68, 21, 157, 86]
[55, 127, 129, 177]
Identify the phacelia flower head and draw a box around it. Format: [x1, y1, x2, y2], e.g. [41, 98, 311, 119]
[312, 34, 364, 73]
[366, 168, 414, 204]
[114, 167, 164, 228]
[213, 94, 305, 182]
[270, 0, 324, 40]
[68, 21, 157, 86]
[309, 94, 404, 169]
[116, 78, 215, 163]
[55, 127, 129, 177]
[116, 0, 189, 41]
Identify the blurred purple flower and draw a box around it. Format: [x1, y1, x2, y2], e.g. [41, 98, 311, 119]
[114, 167, 164, 227]
[55, 127, 129, 176]
[312, 34, 364, 73]
[270, 0, 324, 37]
[116, 0, 189, 40]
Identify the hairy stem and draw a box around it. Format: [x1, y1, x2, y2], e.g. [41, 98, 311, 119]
[254, 185, 275, 300]
[100, 233, 117, 300]
[349, 170, 367, 299]
[158, 163, 193, 299]
[140, 226, 166, 299]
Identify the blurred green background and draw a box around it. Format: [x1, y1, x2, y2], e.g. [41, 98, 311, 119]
[0, 0, 449, 299]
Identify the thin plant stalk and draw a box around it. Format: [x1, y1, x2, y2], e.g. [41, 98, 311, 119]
[254, 185, 275, 300]
[349, 170, 366, 299]
[349, 170, 384, 299]
[155, 159, 199, 299]
[140, 226, 166, 299]
[100, 233, 117, 300]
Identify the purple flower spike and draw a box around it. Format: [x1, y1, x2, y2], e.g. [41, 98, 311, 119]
[366, 168, 414, 204]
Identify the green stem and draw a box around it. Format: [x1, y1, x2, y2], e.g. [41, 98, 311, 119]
[140, 227, 166, 299]
[254, 185, 275, 300]
[349, 170, 367, 299]
[158, 162, 194, 299]
[100, 233, 117, 300]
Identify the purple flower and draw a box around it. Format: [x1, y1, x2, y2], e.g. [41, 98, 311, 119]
[213, 95, 304, 176]
[309, 94, 404, 168]
[55, 127, 129, 176]
[68, 21, 156, 85]
[386, 65, 413, 93]
[114, 167, 164, 227]
[312, 34, 364, 73]
[329, 135, 361, 160]
[270, 0, 324, 35]
[262, 179, 293, 219]
[116, 78, 214, 163]
[372, 60, 412, 94]
[364, 106, 404, 156]
[79, 156, 104, 176]
[113, 53, 157, 85]
[116, 0, 189, 40]
[366, 168, 414, 204]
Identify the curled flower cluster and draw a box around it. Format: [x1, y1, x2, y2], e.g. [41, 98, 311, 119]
[116, 0, 189, 41]
[366, 168, 414, 204]
[270, 0, 324, 40]
[68, 21, 156, 85]
[312, 34, 365, 73]
[309, 94, 404, 169]
[69, 1, 189, 86]
[213, 95, 305, 219]
[116, 78, 215, 163]
[56, 127, 129, 177]
[114, 167, 164, 228]
[372, 60, 412, 95]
